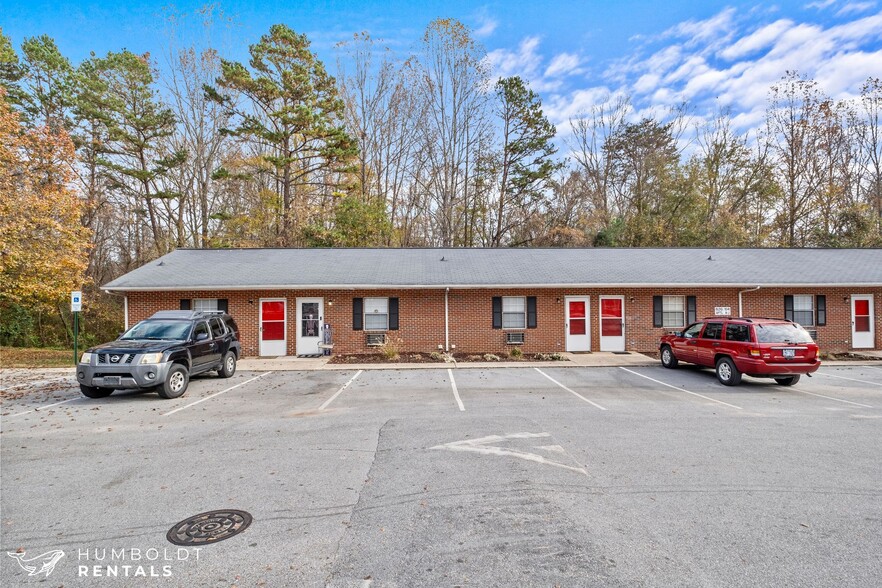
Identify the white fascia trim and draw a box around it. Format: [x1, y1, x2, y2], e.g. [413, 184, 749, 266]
[103, 282, 882, 292]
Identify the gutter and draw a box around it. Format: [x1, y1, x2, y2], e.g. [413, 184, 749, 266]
[445, 287, 450, 352]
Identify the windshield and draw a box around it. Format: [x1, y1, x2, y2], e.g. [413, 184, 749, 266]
[755, 323, 814, 344]
[120, 320, 191, 341]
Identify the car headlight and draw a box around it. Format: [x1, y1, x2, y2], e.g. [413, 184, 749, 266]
[139, 352, 164, 364]
[79, 352, 93, 364]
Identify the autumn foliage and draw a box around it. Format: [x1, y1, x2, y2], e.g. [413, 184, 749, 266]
[0, 88, 90, 308]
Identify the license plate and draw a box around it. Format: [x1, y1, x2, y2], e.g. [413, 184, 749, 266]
[104, 376, 121, 386]
[783, 349, 795, 359]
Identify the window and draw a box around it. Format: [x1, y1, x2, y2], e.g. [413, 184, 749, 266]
[662, 296, 685, 328]
[364, 297, 389, 331]
[793, 295, 814, 327]
[193, 321, 210, 340]
[702, 322, 723, 339]
[502, 296, 526, 329]
[193, 299, 218, 312]
[726, 323, 751, 342]
[682, 323, 703, 338]
[209, 317, 225, 338]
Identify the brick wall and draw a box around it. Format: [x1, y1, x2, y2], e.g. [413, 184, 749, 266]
[126, 287, 881, 356]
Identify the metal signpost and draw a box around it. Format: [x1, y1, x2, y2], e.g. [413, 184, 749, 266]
[71, 291, 82, 365]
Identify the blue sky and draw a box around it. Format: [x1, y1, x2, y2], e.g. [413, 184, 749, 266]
[3, 0, 881, 135]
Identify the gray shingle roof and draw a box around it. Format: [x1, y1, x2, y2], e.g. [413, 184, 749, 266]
[102, 248, 882, 291]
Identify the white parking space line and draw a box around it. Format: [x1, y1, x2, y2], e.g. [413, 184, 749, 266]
[815, 372, 882, 387]
[534, 368, 606, 411]
[6, 397, 81, 418]
[319, 370, 363, 411]
[791, 388, 873, 408]
[162, 372, 273, 416]
[619, 368, 743, 410]
[0, 375, 72, 393]
[448, 369, 465, 411]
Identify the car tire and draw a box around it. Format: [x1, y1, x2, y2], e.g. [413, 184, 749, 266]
[775, 375, 800, 386]
[80, 385, 114, 398]
[219, 351, 237, 378]
[660, 345, 679, 369]
[158, 364, 189, 399]
[715, 357, 742, 386]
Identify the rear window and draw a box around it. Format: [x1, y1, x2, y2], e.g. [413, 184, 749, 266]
[754, 323, 814, 344]
[726, 323, 751, 342]
[223, 316, 239, 336]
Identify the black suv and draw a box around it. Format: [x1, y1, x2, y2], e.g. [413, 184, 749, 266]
[77, 310, 242, 399]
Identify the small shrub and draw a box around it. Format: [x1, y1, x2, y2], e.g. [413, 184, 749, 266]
[550, 352, 565, 361]
[509, 347, 523, 359]
[429, 351, 444, 361]
[483, 353, 501, 362]
[378, 337, 402, 360]
[535, 353, 551, 361]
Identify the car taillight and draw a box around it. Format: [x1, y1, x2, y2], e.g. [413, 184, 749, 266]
[749, 348, 761, 357]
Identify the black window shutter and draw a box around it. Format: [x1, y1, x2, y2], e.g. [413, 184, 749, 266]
[652, 296, 663, 327]
[686, 296, 697, 324]
[527, 297, 537, 329]
[180, 299, 191, 310]
[217, 299, 228, 313]
[816, 295, 826, 326]
[353, 298, 363, 331]
[389, 298, 399, 331]
[492, 297, 502, 329]
[784, 295, 794, 321]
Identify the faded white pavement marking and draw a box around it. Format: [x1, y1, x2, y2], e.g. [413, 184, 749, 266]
[6, 397, 81, 418]
[534, 368, 606, 410]
[162, 372, 273, 416]
[432, 432, 587, 475]
[319, 370, 363, 411]
[791, 388, 873, 408]
[0, 375, 73, 393]
[815, 372, 882, 387]
[448, 368, 465, 411]
[619, 367, 743, 410]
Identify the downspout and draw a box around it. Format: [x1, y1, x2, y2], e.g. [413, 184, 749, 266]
[124, 295, 129, 330]
[739, 286, 761, 317]
[445, 287, 450, 352]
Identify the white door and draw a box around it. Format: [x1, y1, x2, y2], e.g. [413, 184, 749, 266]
[851, 294, 875, 349]
[259, 299, 287, 356]
[296, 298, 324, 356]
[565, 296, 590, 352]
[599, 295, 626, 352]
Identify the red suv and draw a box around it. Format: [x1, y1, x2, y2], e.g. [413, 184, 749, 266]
[658, 317, 821, 386]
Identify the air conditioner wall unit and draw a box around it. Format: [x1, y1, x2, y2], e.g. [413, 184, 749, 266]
[505, 332, 525, 345]
[366, 333, 386, 346]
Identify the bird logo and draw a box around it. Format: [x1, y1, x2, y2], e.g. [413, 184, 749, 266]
[7, 550, 65, 577]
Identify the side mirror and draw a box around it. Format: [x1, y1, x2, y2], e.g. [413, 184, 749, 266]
[195, 332, 210, 342]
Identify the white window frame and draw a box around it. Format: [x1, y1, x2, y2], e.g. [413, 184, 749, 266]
[502, 296, 527, 330]
[193, 298, 218, 312]
[364, 297, 389, 331]
[793, 294, 814, 327]
[662, 295, 686, 328]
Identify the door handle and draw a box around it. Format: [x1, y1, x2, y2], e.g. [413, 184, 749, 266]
[712, 342, 721, 347]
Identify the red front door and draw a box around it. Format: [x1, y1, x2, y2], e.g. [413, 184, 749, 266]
[259, 299, 287, 356]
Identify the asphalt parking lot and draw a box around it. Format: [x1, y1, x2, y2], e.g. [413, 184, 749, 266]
[1, 363, 881, 587]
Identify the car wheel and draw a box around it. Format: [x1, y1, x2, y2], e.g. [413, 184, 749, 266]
[219, 351, 237, 378]
[715, 357, 742, 386]
[774, 375, 800, 386]
[660, 345, 679, 369]
[80, 385, 113, 398]
[158, 364, 189, 399]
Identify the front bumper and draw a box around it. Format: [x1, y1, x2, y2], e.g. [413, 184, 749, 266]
[77, 361, 173, 389]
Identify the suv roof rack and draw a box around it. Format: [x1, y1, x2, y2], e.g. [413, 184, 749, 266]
[700, 316, 794, 323]
[149, 310, 227, 320]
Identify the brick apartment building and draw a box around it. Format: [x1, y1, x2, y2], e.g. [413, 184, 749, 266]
[103, 248, 882, 357]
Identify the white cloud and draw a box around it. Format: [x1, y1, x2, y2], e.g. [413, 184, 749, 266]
[487, 36, 543, 79]
[544, 53, 583, 78]
[837, 2, 878, 16]
[474, 15, 498, 38]
[804, 0, 837, 9]
[719, 19, 795, 60]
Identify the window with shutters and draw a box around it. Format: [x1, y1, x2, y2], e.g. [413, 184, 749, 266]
[502, 296, 526, 329]
[662, 296, 685, 328]
[193, 299, 218, 312]
[364, 297, 389, 331]
[792, 295, 814, 326]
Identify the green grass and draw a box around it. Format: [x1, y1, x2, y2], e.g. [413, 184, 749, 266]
[0, 347, 75, 368]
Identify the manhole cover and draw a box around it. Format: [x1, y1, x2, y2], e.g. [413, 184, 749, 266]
[166, 510, 252, 546]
